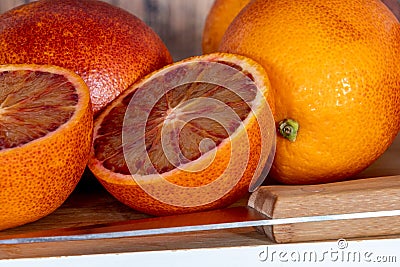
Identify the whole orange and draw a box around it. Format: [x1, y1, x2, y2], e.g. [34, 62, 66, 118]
[202, 0, 250, 54]
[219, 0, 400, 184]
[0, 0, 172, 114]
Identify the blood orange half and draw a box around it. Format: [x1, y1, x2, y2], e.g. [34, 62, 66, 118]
[0, 64, 92, 230]
[88, 53, 275, 216]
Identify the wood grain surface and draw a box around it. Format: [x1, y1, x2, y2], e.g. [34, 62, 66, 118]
[249, 175, 400, 243]
[0, 134, 398, 259]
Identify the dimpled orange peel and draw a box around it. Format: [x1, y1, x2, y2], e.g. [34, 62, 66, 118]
[0, 64, 93, 230]
[202, 0, 250, 54]
[219, 0, 400, 184]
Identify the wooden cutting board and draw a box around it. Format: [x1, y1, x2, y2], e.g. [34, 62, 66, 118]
[0, 134, 399, 259]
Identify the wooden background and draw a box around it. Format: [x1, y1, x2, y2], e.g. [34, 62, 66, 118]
[0, 0, 215, 61]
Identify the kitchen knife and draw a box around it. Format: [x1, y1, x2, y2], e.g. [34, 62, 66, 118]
[0, 174, 399, 244]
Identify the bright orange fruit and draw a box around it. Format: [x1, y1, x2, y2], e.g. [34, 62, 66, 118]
[0, 0, 172, 114]
[88, 53, 276, 215]
[219, 0, 400, 184]
[202, 0, 250, 54]
[0, 64, 93, 230]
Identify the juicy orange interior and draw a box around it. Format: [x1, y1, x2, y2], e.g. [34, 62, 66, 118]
[0, 70, 77, 149]
[94, 62, 257, 175]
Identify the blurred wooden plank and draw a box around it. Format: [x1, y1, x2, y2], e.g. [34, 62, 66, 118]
[115, 0, 214, 60]
[0, 0, 26, 13]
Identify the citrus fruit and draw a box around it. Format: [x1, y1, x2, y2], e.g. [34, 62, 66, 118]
[88, 53, 276, 215]
[202, 0, 250, 54]
[0, 64, 93, 231]
[219, 0, 400, 184]
[0, 0, 172, 115]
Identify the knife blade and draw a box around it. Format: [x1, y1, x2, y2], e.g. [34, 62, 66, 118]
[0, 207, 399, 245]
[1, 175, 399, 244]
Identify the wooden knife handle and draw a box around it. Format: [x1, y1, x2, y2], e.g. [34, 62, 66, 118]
[248, 175, 400, 243]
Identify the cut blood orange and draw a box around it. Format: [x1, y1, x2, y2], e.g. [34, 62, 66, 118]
[88, 53, 276, 215]
[0, 64, 92, 230]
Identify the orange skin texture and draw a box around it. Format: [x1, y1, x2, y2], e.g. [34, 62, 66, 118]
[0, 0, 172, 115]
[202, 0, 250, 54]
[219, 0, 400, 184]
[0, 64, 93, 231]
[88, 53, 275, 216]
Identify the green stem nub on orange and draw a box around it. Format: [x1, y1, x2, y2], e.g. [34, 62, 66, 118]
[278, 119, 299, 142]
